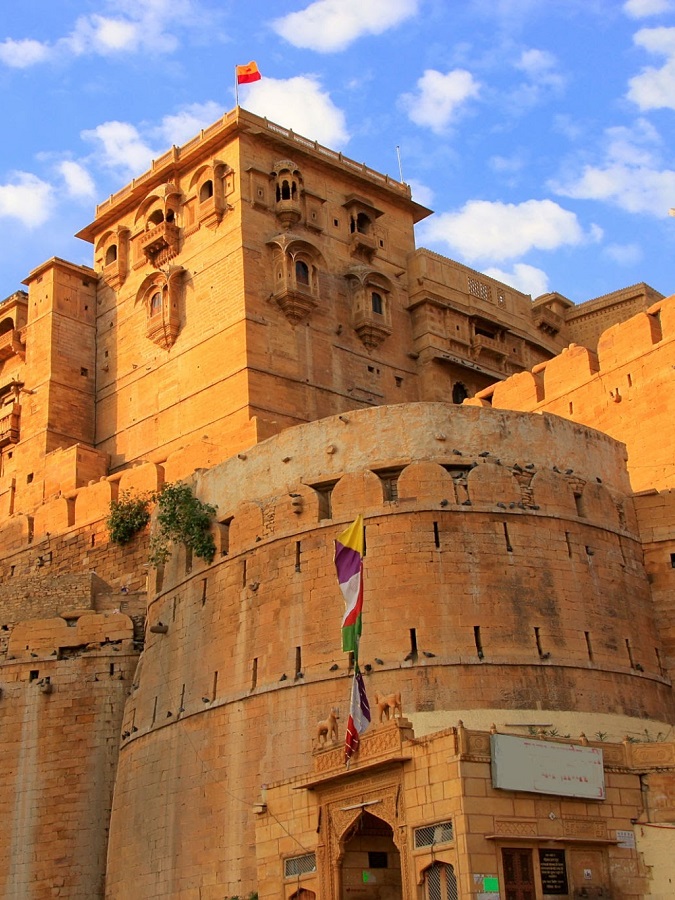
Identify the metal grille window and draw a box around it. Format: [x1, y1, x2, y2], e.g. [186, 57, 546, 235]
[284, 853, 317, 877]
[425, 862, 458, 900]
[414, 821, 454, 848]
[468, 277, 492, 302]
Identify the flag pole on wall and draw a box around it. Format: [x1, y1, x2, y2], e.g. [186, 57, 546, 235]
[235, 61, 262, 107]
[334, 514, 371, 765]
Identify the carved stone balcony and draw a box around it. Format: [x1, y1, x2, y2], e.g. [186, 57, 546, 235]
[271, 287, 318, 325]
[0, 403, 20, 448]
[146, 311, 180, 351]
[275, 199, 302, 229]
[471, 333, 507, 359]
[533, 306, 564, 336]
[140, 221, 180, 266]
[353, 310, 392, 350]
[0, 329, 25, 363]
[349, 231, 377, 261]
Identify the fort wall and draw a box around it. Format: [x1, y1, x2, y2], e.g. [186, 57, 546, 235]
[101, 402, 671, 897]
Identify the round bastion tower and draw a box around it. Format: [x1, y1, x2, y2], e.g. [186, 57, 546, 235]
[104, 402, 672, 898]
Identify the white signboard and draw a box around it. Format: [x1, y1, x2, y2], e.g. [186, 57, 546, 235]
[491, 734, 605, 800]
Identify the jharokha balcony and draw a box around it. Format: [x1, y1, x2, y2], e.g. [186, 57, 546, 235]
[0, 403, 20, 448]
[0, 329, 25, 363]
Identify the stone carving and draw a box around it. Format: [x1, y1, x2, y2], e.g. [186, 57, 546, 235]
[317, 709, 339, 746]
[375, 691, 402, 723]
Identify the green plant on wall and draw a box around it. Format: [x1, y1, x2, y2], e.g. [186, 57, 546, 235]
[106, 491, 152, 545]
[148, 482, 217, 567]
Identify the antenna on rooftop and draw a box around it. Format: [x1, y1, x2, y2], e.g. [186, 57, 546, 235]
[396, 146, 404, 183]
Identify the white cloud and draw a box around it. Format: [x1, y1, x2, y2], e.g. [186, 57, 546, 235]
[157, 102, 225, 147]
[400, 69, 480, 134]
[81, 121, 156, 177]
[0, 38, 51, 68]
[0, 0, 199, 67]
[421, 198, 595, 263]
[552, 120, 675, 216]
[58, 161, 96, 200]
[0, 173, 54, 228]
[272, 0, 419, 52]
[483, 263, 550, 297]
[240, 76, 349, 148]
[627, 27, 675, 110]
[603, 242, 644, 265]
[407, 179, 434, 209]
[623, 0, 673, 17]
[516, 48, 557, 79]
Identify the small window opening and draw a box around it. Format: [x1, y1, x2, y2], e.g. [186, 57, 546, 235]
[212, 670, 219, 701]
[395, 375, 403, 387]
[242, 559, 247, 587]
[151, 696, 157, 726]
[201, 578, 207, 605]
[433, 521, 440, 548]
[251, 658, 258, 691]
[474, 625, 484, 659]
[29, 670, 39, 682]
[585, 631, 594, 662]
[199, 180, 214, 202]
[172, 597, 177, 622]
[333, 218, 339, 227]
[573, 492, 585, 517]
[280, 179, 291, 200]
[295, 540, 301, 572]
[670, 552, 675, 569]
[627, 373, 633, 387]
[656, 646, 665, 676]
[80, 367, 88, 377]
[569, 401, 574, 414]
[165, 209, 175, 223]
[648, 310, 663, 343]
[356, 212, 371, 234]
[534, 626, 544, 658]
[26, 473, 33, 484]
[311, 481, 336, 520]
[452, 382, 469, 405]
[626, 638, 636, 669]
[105, 244, 118, 265]
[409, 628, 418, 663]
[565, 532, 572, 557]
[109, 663, 115, 676]
[148, 209, 164, 227]
[371, 291, 383, 315]
[295, 646, 302, 679]
[503, 522, 513, 552]
[150, 291, 162, 313]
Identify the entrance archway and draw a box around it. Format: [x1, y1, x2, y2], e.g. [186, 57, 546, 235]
[340, 811, 402, 899]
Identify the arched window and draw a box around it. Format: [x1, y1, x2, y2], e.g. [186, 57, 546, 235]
[296, 260, 310, 286]
[150, 291, 162, 313]
[425, 862, 458, 900]
[281, 179, 291, 200]
[199, 180, 214, 202]
[357, 212, 371, 234]
[371, 292, 383, 315]
[452, 382, 469, 404]
[105, 244, 118, 265]
[148, 209, 164, 227]
[289, 891, 315, 900]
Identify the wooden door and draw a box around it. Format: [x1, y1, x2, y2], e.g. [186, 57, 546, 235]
[502, 848, 535, 900]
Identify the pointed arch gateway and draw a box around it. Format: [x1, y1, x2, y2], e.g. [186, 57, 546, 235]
[316, 777, 413, 900]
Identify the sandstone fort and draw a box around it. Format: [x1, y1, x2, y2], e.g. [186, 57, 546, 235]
[1, 106, 674, 899]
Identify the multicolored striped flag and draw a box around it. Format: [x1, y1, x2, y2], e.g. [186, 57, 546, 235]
[345, 667, 371, 763]
[334, 515, 364, 657]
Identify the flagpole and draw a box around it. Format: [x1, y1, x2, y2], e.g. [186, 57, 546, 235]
[235, 66, 239, 107]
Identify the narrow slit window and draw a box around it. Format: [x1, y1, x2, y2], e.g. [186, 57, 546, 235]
[295, 646, 302, 679]
[565, 531, 572, 557]
[433, 521, 440, 548]
[574, 492, 585, 517]
[251, 658, 258, 691]
[409, 628, 418, 663]
[503, 522, 513, 552]
[626, 638, 635, 669]
[212, 670, 219, 701]
[534, 626, 544, 657]
[295, 541, 301, 572]
[242, 558, 247, 587]
[585, 631, 593, 662]
[474, 625, 484, 659]
[201, 578, 207, 605]
[151, 696, 158, 727]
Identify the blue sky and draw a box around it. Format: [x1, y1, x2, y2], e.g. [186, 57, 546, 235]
[1, 0, 675, 304]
